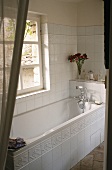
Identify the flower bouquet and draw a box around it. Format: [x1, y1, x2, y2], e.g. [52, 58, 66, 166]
[68, 53, 88, 78]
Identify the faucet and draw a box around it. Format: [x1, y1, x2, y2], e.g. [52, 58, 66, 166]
[75, 86, 89, 113]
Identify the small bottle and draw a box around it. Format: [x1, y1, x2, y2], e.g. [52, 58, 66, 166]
[88, 70, 94, 80]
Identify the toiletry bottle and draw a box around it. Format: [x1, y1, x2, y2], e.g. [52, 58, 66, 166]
[88, 70, 94, 80]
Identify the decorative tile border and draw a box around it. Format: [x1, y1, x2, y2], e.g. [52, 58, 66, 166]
[62, 127, 70, 142]
[14, 151, 29, 170]
[41, 138, 52, 155]
[29, 144, 41, 162]
[77, 119, 85, 131]
[85, 115, 92, 127]
[71, 122, 77, 137]
[52, 132, 62, 148]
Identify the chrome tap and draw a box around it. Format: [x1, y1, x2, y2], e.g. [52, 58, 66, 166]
[75, 86, 89, 113]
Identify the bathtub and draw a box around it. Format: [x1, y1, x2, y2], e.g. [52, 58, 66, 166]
[6, 98, 105, 170]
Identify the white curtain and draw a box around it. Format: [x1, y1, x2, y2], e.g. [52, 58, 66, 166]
[0, 0, 17, 136]
[0, 0, 29, 169]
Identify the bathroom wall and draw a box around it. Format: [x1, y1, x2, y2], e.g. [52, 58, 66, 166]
[77, 0, 105, 78]
[77, 25, 105, 78]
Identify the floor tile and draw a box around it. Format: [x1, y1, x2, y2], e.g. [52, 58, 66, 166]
[70, 142, 104, 170]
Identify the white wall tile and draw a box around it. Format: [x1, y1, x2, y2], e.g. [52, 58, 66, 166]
[49, 44, 55, 55]
[42, 150, 52, 167]
[71, 27, 77, 36]
[90, 133, 96, 151]
[62, 152, 70, 170]
[16, 101, 26, 114]
[77, 141, 85, 162]
[66, 26, 72, 35]
[16, 97, 26, 104]
[94, 26, 104, 35]
[62, 139, 70, 155]
[13, 104, 17, 116]
[70, 148, 78, 169]
[86, 26, 94, 35]
[49, 34, 55, 44]
[60, 25, 67, 35]
[42, 163, 52, 170]
[49, 92, 56, 103]
[91, 121, 98, 135]
[77, 36, 86, 53]
[70, 135, 78, 150]
[50, 64, 55, 75]
[77, 27, 86, 36]
[26, 98, 35, 111]
[29, 157, 42, 170]
[52, 145, 61, 161]
[84, 127, 91, 156]
[42, 93, 50, 106]
[48, 23, 54, 34]
[54, 24, 61, 35]
[78, 130, 85, 144]
[53, 157, 62, 170]
[34, 97, 43, 109]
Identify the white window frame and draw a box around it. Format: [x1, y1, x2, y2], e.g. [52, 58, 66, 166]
[17, 15, 43, 95]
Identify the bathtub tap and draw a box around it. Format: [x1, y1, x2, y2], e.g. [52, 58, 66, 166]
[75, 86, 89, 113]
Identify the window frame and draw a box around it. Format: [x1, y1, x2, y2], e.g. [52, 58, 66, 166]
[17, 15, 43, 95]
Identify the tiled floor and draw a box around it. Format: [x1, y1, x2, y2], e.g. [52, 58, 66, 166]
[70, 142, 104, 170]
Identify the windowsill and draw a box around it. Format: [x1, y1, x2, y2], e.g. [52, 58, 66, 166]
[16, 89, 50, 100]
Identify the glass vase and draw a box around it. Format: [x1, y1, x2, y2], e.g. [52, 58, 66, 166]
[77, 62, 82, 80]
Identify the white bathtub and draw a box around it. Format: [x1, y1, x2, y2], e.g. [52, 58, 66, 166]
[6, 98, 105, 170]
[11, 98, 101, 140]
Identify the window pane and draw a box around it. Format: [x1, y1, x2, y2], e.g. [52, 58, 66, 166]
[4, 18, 16, 41]
[22, 67, 40, 89]
[24, 20, 38, 41]
[21, 44, 39, 65]
[5, 44, 14, 66]
[0, 44, 14, 67]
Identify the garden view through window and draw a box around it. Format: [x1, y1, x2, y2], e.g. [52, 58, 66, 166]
[4, 16, 43, 95]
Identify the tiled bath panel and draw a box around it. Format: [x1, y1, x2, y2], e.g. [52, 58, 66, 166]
[6, 105, 105, 170]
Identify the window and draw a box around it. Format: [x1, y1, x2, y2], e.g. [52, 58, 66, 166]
[3, 15, 43, 95]
[18, 16, 43, 95]
[3, 14, 51, 96]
